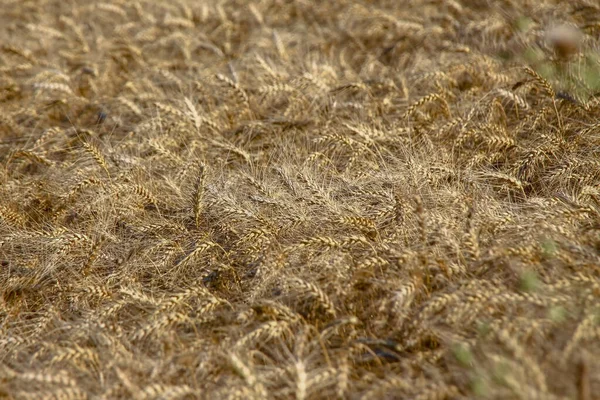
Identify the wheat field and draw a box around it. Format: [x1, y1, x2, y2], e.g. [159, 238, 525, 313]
[1, 0, 599, 399]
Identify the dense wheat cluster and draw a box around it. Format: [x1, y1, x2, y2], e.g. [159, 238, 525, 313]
[1, 0, 600, 399]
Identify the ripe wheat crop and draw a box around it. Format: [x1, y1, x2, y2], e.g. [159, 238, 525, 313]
[1, 0, 600, 399]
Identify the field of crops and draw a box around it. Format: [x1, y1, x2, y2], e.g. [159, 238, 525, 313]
[1, 1, 599, 399]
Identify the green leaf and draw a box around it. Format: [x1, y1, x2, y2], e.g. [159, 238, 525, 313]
[548, 306, 567, 323]
[452, 343, 474, 367]
[515, 17, 533, 33]
[541, 238, 557, 259]
[519, 270, 541, 293]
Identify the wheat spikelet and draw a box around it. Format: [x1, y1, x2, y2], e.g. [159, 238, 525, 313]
[16, 387, 88, 400]
[413, 385, 459, 400]
[154, 101, 184, 118]
[227, 353, 268, 399]
[316, 132, 354, 149]
[64, 177, 102, 201]
[272, 29, 288, 61]
[562, 312, 598, 363]
[155, 68, 183, 89]
[28, 69, 70, 85]
[81, 141, 110, 177]
[117, 96, 142, 116]
[242, 173, 272, 197]
[413, 196, 427, 246]
[320, 316, 359, 343]
[462, 203, 480, 261]
[414, 292, 460, 328]
[388, 280, 417, 321]
[140, 384, 197, 400]
[357, 256, 389, 270]
[496, 88, 529, 112]
[253, 300, 301, 323]
[119, 287, 160, 306]
[494, 326, 548, 393]
[62, 17, 90, 52]
[148, 137, 182, 164]
[290, 278, 337, 318]
[192, 162, 206, 228]
[334, 354, 350, 399]
[340, 234, 370, 248]
[158, 285, 211, 311]
[11, 149, 54, 166]
[361, 376, 412, 400]
[34, 126, 64, 149]
[478, 171, 524, 191]
[82, 236, 104, 275]
[238, 227, 272, 246]
[132, 311, 190, 341]
[258, 82, 296, 97]
[1, 44, 36, 63]
[235, 320, 290, 349]
[163, 14, 195, 29]
[94, 299, 128, 321]
[403, 93, 445, 118]
[337, 216, 377, 238]
[0, 112, 24, 135]
[2, 367, 77, 387]
[182, 96, 200, 132]
[524, 66, 555, 98]
[0, 335, 27, 352]
[208, 139, 251, 163]
[216, 73, 250, 109]
[0, 205, 27, 227]
[55, 232, 92, 257]
[51, 344, 100, 371]
[78, 284, 112, 300]
[293, 360, 308, 400]
[33, 82, 74, 97]
[288, 236, 340, 254]
[95, 3, 127, 17]
[174, 240, 217, 269]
